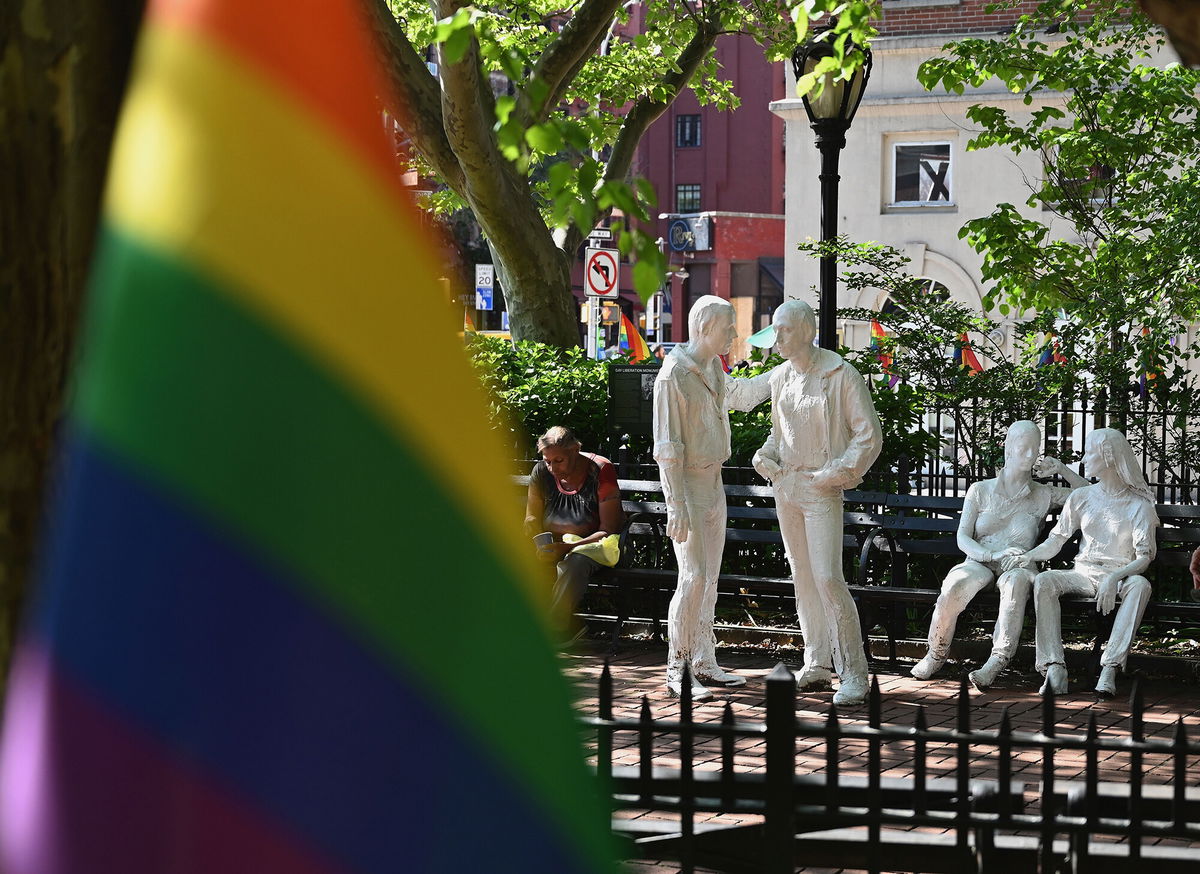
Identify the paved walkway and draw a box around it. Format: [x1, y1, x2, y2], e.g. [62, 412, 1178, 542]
[560, 638, 1200, 873]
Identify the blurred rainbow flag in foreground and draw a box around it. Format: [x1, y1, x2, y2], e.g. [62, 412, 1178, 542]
[0, 1, 611, 872]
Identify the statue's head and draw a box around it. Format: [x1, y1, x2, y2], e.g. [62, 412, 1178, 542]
[1084, 428, 1152, 498]
[772, 300, 816, 360]
[688, 295, 736, 358]
[1003, 420, 1041, 473]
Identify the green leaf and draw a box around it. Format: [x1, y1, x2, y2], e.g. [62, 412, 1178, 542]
[525, 123, 563, 154]
[633, 258, 662, 302]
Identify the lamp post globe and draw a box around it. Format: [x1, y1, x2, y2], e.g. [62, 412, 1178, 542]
[791, 28, 872, 349]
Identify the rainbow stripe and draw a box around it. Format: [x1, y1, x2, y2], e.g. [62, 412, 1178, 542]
[0, 1, 611, 872]
[869, 319, 898, 388]
[617, 313, 651, 362]
[955, 333, 984, 374]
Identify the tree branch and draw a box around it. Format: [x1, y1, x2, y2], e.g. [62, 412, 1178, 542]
[525, 0, 628, 124]
[365, 0, 466, 194]
[563, 9, 721, 254]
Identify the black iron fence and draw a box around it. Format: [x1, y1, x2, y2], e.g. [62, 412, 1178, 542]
[599, 386, 1199, 504]
[584, 662, 1200, 873]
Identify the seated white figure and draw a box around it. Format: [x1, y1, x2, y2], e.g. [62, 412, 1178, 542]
[1020, 428, 1159, 698]
[910, 421, 1088, 689]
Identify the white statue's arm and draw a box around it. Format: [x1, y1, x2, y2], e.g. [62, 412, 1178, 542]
[752, 431, 782, 483]
[812, 368, 882, 491]
[954, 490, 1003, 563]
[1095, 550, 1152, 615]
[724, 369, 772, 412]
[652, 376, 690, 543]
[1034, 456, 1090, 489]
[1096, 506, 1156, 614]
[1022, 532, 1068, 564]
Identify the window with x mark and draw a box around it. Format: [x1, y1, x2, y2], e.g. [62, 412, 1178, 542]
[893, 143, 952, 204]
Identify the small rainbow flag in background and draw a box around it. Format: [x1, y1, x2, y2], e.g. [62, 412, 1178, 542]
[1139, 325, 1158, 399]
[954, 333, 984, 374]
[1037, 332, 1067, 367]
[869, 319, 899, 388]
[0, 1, 611, 873]
[617, 312, 651, 362]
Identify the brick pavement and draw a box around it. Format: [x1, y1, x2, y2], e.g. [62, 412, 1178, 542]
[560, 638, 1200, 873]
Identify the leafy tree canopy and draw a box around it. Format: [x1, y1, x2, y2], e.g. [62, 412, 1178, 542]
[918, 0, 1200, 334]
[370, 0, 878, 346]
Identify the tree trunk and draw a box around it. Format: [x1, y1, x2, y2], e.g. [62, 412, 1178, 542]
[487, 229, 581, 348]
[0, 0, 144, 684]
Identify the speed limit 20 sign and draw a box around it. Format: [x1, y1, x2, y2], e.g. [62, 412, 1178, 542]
[584, 248, 619, 299]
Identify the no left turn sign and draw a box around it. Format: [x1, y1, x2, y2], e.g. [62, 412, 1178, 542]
[585, 248, 620, 299]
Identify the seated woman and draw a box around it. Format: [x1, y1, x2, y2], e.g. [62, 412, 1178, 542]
[524, 426, 624, 633]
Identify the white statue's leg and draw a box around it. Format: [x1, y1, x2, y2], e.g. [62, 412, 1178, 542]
[969, 567, 1034, 690]
[991, 567, 1035, 663]
[802, 490, 867, 685]
[918, 562, 993, 671]
[693, 483, 740, 682]
[1101, 574, 1152, 670]
[778, 496, 832, 674]
[666, 466, 721, 687]
[1033, 569, 1094, 674]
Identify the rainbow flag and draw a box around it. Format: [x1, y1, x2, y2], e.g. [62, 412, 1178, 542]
[0, 2, 611, 873]
[1036, 332, 1067, 367]
[954, 333, 983, 373]
[1139, 325, 1158, 399]
[869, 319, 899, 388]
[617, 312, 650, 362]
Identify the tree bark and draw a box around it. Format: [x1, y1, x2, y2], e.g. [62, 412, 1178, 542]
[0, 0, 144, 683]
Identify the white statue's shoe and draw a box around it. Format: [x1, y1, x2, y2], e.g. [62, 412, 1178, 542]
[910, 654, 945, 681]
[1095, 665, 1118, 698]
[968, 655, 1007, 692]
[694, 664, 747, 687]
[667, 678, 714, 702]
[1040, 663, 1068, 696]
[833, 675, 869, 706]
[794, 664, 834, 691]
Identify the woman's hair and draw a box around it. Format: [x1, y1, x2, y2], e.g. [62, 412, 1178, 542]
[1090, 428, 1157, 507]
[537, 425, 581, 452]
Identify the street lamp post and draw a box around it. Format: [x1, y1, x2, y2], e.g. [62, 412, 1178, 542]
[792, 28, 872, 350]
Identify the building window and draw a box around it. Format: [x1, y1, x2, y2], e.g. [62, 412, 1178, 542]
[676, 114, 701, 148]
[676, 184, 701, 212]
[893, 143, 952, 204]
[1045, 162, 1115, 209]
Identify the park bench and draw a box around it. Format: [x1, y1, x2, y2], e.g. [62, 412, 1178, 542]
[515, 473, 1200, 664]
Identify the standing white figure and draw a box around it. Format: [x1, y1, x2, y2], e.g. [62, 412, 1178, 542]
[910, 421, 1089, 689]
[1019, 428, 1159, 698]
[751, 300, 882, 706]
[653, 296, 771, 700]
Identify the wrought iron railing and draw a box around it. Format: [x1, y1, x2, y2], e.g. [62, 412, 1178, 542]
[583, 661, 1200, 873]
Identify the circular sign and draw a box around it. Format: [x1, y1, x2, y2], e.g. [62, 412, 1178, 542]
[668, 218, 694, 252]
[585, 249, 619, 298]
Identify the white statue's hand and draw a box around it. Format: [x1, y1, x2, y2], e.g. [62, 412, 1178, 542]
[1096, 575, 1120, 615]
[753, 452, 781, 483]
[999, 553, 1031, 573]
[808, 467, 842, 493]
[666, 502, 690, 543]
[1033, 456, 1064, 478]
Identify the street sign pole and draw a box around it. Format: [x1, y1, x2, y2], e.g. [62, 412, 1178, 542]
[586, 302, 599, 359]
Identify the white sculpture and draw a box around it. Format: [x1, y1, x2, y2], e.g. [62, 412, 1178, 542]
[752, 300, 882, 706]
[1020, 428, 1159, 697]
[909, 421, 1088, 689]
[653, 296, 771, 701]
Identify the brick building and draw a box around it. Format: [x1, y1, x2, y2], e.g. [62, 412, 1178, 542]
[571, 30, 789, 359]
